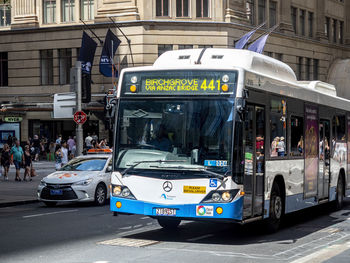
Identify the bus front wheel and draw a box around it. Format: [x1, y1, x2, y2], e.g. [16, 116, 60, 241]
[157, 218, 181, 230]
[266, 183, 283, 232]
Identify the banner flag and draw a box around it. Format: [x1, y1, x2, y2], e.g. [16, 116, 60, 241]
[234, 22, 266, 49]
[78, 31, 98, 75]
[99, 29, 121, 77]
[247, 34, 269, 54]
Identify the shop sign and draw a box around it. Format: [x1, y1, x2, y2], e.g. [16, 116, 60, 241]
[4, 117, 23, 122]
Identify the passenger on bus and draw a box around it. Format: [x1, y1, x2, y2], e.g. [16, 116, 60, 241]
[270, 137, 279, 157]
[150, 125, 172, 152]
[297, 136, 304, 154]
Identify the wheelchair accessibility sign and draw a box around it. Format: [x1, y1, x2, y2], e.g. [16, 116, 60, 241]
[209, 179, 217, 187]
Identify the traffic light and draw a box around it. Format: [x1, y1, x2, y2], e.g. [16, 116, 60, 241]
[81, 73, 91, 103]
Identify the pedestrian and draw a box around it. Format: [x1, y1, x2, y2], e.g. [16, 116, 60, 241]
[7, 134, 13, 147]
[71, 137, 76, 158]
[23, 145, 32, 181]
[1, 143, 11, 181]
[48, 141, 55, 161]
[31, 135, 40, 161]
[85, 133, 93, 149]
[99, 138, 109, 149]
[10, 139, 24, 181]
[92, 132, 98, 142]
[55, 144, 63, 170]
[55, 135, 62, 145]
[67, 136, 75, 157]
[61, 140, 69, 166]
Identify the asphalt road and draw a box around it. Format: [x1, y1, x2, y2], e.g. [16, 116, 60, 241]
[0, 200, 350, 263]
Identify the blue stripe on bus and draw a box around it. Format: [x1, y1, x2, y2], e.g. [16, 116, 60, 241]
[110, 196, 243, 221]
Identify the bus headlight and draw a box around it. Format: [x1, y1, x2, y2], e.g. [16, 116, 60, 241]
[221, 191, 232, 202]
[201, 189, 239, 203]
[112, 185, 136, 199]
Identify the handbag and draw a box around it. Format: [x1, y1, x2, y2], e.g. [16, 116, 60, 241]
[30, 167, 37, 177]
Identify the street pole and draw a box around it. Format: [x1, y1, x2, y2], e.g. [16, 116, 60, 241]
[75, 61, 83, 156]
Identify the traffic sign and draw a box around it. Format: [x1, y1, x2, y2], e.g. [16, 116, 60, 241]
[73, 111, 87, 125]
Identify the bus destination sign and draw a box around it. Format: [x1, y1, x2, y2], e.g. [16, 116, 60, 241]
[122, 71, 237, 96]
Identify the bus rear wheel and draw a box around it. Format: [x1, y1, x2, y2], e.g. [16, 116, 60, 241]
[266, 183, 283, 233]
[334, 176, 344, 211]
[157, 218, 181, 230]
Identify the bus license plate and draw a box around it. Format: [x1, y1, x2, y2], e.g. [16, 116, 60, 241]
[50, 189, 63, 195]
[156, 208, 176, 216]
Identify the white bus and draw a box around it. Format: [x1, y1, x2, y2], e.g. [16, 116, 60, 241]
[110, 48, 350, 231]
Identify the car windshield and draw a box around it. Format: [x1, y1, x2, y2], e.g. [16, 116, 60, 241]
[60, 158, 108, 171]
[115, 99, 234, 176]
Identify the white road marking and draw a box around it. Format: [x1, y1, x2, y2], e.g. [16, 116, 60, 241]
[140, 216, 149, 220]
[187, 234, 214, 242]
[133, 224, 143, 228]
[22, 209, 78, 218]
[118, 226, 132, 230]
[290, 241, 350, 263]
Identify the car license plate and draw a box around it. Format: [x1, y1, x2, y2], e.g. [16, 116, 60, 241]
[50, 189, 63, 195]
[156, 208, 176, 216]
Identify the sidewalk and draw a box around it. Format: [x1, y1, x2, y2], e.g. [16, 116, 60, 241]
[0, 161, 56, 207]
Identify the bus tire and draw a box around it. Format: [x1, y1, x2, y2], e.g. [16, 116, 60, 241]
[44, 201, 57, 207]
[266, 183, 283, 233]
[334, 176, 344, 211]
[94, 183, 107, 206]
[157, 218, 181, 230]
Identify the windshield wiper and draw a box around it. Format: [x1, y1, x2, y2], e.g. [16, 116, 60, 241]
[198, 168, 226, 180]
[121, 160, 186, 176]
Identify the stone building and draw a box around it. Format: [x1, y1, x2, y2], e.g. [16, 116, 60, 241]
[0, 0, 349, 144]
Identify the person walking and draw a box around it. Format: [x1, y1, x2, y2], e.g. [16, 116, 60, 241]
[55, 144, 63, 170]
[1, 143, 11, 181]
[67, 136, 75, 158]
[85, 133, 93, 149]
[31, 135, 41, 161]
[23, 145, 32, 181]
[10, 139, 24, 181]
[61, 141, 69, 166]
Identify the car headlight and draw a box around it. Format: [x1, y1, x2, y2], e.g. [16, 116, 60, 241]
[39, 180, 47, 187]
[73, 178, 93, 186]
[112, 185, 136, 199]
[201, 189, 239, 203]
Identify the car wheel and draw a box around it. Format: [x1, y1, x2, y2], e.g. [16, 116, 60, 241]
[266, 183, 283, 233]
[157, 218, 181, 230]
[95, 183, 107, 206]
[44, 201, 57, 207]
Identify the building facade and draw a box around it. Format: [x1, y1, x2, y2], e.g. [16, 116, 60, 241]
[0, 0, 350, 144]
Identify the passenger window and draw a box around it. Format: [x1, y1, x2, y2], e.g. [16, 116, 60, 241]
[290, 116, 304, 156]
[270, 99, 287, 157]
[334, 115, 346, 141]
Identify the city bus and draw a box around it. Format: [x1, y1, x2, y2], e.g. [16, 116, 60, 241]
[110, 48, 350, 231]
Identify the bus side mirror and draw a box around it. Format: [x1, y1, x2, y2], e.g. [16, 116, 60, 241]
[236, 98, 247, 121]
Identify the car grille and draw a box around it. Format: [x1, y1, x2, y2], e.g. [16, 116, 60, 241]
[40, 184, 78, 200]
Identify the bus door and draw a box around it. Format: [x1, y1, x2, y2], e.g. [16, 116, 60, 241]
[243, 105, 265, 218]
[318, 120, 331, 199]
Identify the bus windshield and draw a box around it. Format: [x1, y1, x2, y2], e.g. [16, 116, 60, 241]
[115, 99, 234, 176]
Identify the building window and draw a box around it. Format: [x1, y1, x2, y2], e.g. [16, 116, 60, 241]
[62, 0, 75, 22]
[275, 53, 283, 61]
[306, 58, 311, 80]
[313, 59, 319, 80]
[40, 50, 54, 85]
[299, 9, 305, 36]
[59, 49, 72, 85]
[246, 0, 255, 25]
[158, 44, 173, 57]
[333, 19, 337, 43]
[325, 17, 330, 40]
[339, 21, 344, 44]
[258, 0, 266, 25]
[176, 0, 189, 17]
[0, 52, 8, 87]
[291, 7, 297, 33]
[0, 0, 11, 27]
[156, 0, 169, 17]
[297, 57, 302, 80]
[269, 1, 276, 27]
[308, 12, 313, 38]
[80, 0, 94, 20]
[196, 0, 209, 18]
[178, 45, 193, 49]
[198, 45, 213, 48]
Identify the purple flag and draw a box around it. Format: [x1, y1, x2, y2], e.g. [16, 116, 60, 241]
[235, 29, 257, 49]
[247, 34, 269, 54]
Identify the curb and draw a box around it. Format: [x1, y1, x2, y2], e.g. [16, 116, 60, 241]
[0, 199, 38, 208]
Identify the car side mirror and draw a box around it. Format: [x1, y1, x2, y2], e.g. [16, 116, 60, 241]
[106, 166, 112, 173]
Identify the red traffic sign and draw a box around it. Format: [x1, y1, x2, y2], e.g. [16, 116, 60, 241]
[73, 111, 87, 125]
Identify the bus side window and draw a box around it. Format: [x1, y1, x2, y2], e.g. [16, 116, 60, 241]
[334, 115, 346, 141]
[270, 99, 287, 157]
[290, 116, 304, 156]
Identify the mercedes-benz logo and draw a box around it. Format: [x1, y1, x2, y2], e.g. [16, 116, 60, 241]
[163, 181, 173, 192]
